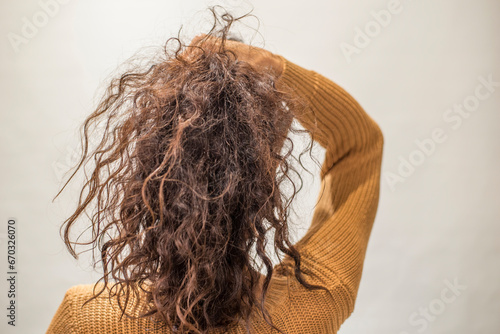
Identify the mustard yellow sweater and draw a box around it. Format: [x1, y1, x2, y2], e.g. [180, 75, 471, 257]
[46, 56, 384, 334]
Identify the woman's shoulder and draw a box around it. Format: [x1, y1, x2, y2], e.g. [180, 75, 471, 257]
[64, 281, 153, 315]
[54, 283, 168, 333]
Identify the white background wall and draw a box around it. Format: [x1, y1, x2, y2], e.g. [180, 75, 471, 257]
[1, 0, 499, 333]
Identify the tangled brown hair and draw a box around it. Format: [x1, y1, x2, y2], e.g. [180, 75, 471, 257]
[54, 6, 327, 334]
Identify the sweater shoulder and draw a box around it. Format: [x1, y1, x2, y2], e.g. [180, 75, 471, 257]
[63, 283, 167, 333]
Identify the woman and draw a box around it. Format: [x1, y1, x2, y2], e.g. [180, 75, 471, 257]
[47, 9, 383, 334]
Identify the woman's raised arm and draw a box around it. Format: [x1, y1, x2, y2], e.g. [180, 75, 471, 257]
[273, 55, 384, 328]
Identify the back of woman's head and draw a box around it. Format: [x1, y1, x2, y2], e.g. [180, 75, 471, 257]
[55, 6, 323, 334]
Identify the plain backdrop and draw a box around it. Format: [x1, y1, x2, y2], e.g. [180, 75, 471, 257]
[1, 0, 499, 333]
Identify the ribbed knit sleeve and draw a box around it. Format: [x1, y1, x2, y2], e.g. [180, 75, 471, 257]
[271, 56, 384, 332]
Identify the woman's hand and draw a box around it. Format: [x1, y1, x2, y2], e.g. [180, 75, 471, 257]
[187, 34, 284, 78]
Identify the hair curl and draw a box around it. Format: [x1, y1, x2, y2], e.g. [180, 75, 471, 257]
[54, 7, 327, 334]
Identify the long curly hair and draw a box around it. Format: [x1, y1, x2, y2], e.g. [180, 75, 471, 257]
[54, 7, 327, 334]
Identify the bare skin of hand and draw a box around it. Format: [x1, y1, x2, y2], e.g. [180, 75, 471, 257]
[187, 34, 284, 79]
